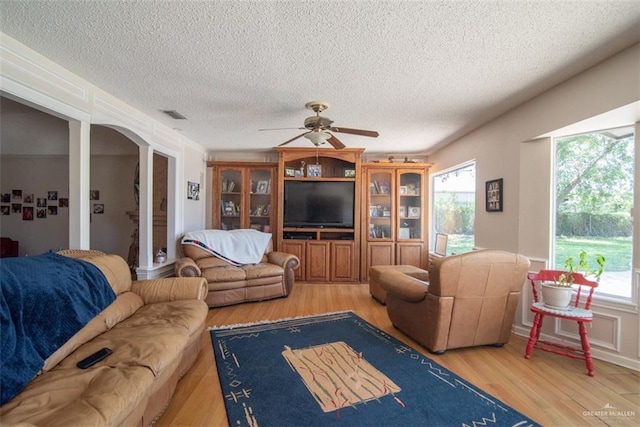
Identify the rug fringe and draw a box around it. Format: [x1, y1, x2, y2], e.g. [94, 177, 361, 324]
[207, 310, 354, 331]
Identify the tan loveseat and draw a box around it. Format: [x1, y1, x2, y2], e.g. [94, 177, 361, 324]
[175, 235, 299, 307]
[380, 249, 530, 354]
[0, 250, 208, 426]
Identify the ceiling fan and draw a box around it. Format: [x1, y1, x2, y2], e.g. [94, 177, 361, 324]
[260, 101, 379, 149]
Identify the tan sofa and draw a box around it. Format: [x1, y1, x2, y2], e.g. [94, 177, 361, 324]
[175, 237, 299, 307]
[0, 250, 208, 426]
[380, 249, 530, 354]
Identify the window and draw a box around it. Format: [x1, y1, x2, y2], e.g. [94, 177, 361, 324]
[431, 162, 475, 255]
[553, 127, 635, 299]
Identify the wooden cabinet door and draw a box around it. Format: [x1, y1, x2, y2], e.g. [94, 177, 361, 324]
[397, 242, 426, 269]
[281, 240, 306, 281]
[331, 241, 357, 282]
[306, 241, 330, 282]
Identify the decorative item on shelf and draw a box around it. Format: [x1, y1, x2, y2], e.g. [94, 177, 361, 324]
[382, 207, 391, 217]
[344, 168, 356, 178]
[256, 180, 269, 194]
[222, 200, 238, 216]
[398, 206, 407, 218]
[155, 248, 167, 264]
[285, 167, 296, 177]
[541, 250, 606, 309]
[399, 225, 411, 239]
[485, 178, 503, 212]
[222, 179, 237, 193]
[408, 206, 420, 218]
[399, 186, 407, 195]
[307, 164, 322, 177]
[299, 161, 306, 177]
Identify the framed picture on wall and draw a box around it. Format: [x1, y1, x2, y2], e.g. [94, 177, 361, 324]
[187, 181, 200, 200]
[485, 178, 503, 212]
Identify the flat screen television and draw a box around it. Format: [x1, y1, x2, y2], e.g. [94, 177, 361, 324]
[284, 181, 355, 228]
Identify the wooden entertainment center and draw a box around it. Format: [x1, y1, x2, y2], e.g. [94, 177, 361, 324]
[209, 147, 431, 283]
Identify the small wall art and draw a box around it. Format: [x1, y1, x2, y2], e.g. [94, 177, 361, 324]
[187, 181, 200, 200]
[486, 178, 503, 212]
[93, 203, 104, 214]
[22, 207, 33, 220]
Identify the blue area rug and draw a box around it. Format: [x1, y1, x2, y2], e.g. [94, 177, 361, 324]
[210, 311, 538, 426]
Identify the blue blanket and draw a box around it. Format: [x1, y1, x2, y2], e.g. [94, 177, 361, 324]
[0, 252, 116, 405]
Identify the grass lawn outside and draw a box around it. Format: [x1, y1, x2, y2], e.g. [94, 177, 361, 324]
[555, 236, 631, 272]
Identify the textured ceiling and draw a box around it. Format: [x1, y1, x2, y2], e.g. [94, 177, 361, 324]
[1, 1, 639, 154]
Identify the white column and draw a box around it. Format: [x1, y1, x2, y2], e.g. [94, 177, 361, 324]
[167, 156, 177, 261]
[138, 145, 153, 270]
[68, 120, 91, 249]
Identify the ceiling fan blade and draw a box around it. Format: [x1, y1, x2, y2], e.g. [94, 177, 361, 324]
[277, 132, 309, 146]
[326, 133, 346, 150]
[330, 127, 379, 138]
[259, 127, 306, 131]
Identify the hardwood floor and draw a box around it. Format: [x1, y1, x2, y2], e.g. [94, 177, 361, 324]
[156, 282, 639, 426]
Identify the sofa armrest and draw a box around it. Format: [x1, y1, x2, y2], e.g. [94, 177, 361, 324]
[267, 251, 300, 295]
[267, 251, 299, 269]
[174, 257, 201, 277]
[379, 270, 429, 303]
[131, 277, 208, 304]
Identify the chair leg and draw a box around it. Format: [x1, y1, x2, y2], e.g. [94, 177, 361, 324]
[578, 321, 595, 376]
[525, 313, 543, 359]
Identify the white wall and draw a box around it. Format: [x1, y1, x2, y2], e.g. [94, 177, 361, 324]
[427, 44, 640, 370]
[89, 155, 138, 258]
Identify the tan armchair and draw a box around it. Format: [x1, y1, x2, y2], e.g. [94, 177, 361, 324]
[380, 249, 530, 354]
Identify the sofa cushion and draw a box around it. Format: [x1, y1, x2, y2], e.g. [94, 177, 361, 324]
[54, 300, 207, 376]
[0, 365, 154, 426]
[42, 292, 144, 373]
[202, 265, 248, 283]
[242, 262, 283, 280]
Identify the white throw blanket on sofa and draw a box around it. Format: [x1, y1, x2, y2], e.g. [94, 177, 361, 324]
[182, 229, 272, 266]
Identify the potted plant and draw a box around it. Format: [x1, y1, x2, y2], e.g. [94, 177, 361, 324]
[541, 250, 606, 309]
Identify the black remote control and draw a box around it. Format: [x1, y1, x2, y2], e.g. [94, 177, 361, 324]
[76, 347, 112, 369]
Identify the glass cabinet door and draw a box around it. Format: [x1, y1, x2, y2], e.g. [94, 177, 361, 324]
[368, 170, 393, 240]
[249, 168, 273, 233]
[220, 168, 242, 230]
[397, 171, 422, 239]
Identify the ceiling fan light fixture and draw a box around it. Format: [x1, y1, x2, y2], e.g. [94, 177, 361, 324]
[304, 131, 330, 146]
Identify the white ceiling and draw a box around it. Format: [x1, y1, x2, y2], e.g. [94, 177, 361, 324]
[1, 1, 639, 155]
